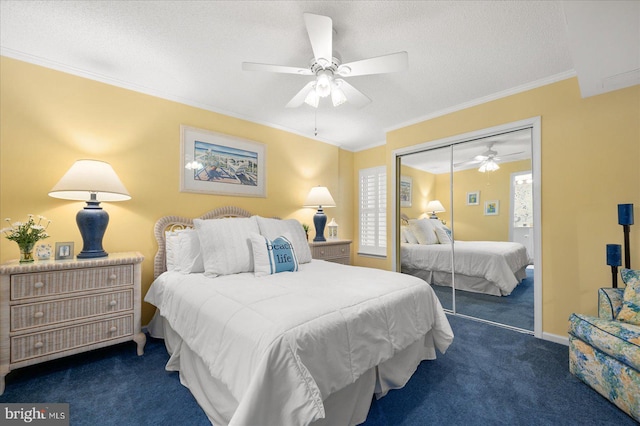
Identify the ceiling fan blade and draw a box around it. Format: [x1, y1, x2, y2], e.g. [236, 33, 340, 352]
[497, 151, 526, 159]
[242, 62, 313, 75]
[338, 51, 408, 77]
[303, 13, 333, 65]
[336, 79, 371, 108]
[285, 81, 316, 108]
[454, 159, 481, 167]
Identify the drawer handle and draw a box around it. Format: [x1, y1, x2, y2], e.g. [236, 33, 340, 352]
[109, 326, 117, 333]
[34, 281, 44, 289]
[34, 311, 44, 318]
[109, 274, 117, 281]
[109, 300, 117, 307]
[320, 250, 325, 255]
[34, 341, 44, 349]
[341, 248, 345, 253]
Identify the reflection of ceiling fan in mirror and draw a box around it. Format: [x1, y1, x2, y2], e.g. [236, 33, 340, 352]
[242, 13, 408, 108]
[455, 143, 525, 173]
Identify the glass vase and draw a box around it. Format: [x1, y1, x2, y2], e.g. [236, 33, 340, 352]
[19, 243, 35, 263]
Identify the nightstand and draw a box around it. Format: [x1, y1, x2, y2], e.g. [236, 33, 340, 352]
[309, 239, 352, 265]
[0, 252, 145, 395]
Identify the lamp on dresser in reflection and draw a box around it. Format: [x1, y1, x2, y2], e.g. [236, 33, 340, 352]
[49, 159, 131, 258]
[426, 200, 446, 220]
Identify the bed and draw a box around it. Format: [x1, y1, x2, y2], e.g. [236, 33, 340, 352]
[145, 206, 454, 426]
[400, 217, 530, 296]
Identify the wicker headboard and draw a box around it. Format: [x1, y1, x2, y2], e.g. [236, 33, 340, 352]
[153, 206, 253, 279]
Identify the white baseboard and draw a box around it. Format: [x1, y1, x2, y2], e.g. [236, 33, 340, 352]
[542, 332, 569, 346]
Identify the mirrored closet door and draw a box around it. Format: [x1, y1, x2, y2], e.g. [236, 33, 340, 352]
[397, 127, 535, 333]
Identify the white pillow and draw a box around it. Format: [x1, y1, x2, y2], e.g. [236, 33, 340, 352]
[434, 226, 452, 244]
[255, 216, 312, 264]
[165, 228, 204, 273]
[194, 217, 259, 277]
[430, 219, 446, 230]
[400, 226, 408, 243]
[402, 226, 419, 244]
[409, 218, 438, 245]
[250, 233, 299, 277]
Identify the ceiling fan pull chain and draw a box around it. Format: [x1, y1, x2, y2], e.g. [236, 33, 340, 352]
[314, 109, 318, 136]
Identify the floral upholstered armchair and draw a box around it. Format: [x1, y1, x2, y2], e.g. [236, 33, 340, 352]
[568, 269, 640, 422]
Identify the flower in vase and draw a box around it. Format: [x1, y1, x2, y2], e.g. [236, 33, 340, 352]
[2, 215, 51, 248]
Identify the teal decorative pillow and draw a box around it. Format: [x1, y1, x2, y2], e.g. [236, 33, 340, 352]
[250, 233, 299, 277]
[617, 268, 640, 325]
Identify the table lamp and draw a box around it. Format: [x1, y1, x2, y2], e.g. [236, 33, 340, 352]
[49, 159, 131, 258]
[426, 200, 446, 219]
[304, 186, 336, 242]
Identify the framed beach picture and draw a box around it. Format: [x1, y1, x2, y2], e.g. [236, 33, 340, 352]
[484, 200, 500, 216]
[400, 176, 412, 207]
[180, 125, 266, 197]
[467, 191, 479, 205]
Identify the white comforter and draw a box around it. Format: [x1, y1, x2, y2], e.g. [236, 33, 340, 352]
[401, 241, 530, 295]
[145, 260, 453, 426]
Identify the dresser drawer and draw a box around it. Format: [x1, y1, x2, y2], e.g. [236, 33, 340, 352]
[10, 289, 133, 332]
[10, 265, 134, 300]
[312, 244, 350, 259]
[11, 314, 134, 363]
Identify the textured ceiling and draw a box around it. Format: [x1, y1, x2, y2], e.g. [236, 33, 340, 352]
[0, 1, 637, 151]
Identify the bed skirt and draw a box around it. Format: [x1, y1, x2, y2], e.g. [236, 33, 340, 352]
[147, 310, 437, 426]
[402, 266, 528, 296]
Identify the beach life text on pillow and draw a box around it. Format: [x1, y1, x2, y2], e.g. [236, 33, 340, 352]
[251, 233, 299, 276]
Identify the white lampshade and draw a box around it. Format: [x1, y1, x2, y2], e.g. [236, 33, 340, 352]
[303, 186, 336, 208]
[49, 160, 131, 202]
[426, 200, 446, 214]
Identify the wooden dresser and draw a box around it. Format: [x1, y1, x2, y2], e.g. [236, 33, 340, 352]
[0, 252, 145, 395]
[309, 239, 352, 265]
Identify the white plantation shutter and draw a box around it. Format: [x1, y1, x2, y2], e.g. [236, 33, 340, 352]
[358, 166, 387, 256]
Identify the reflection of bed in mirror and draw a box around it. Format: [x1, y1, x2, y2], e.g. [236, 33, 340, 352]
[400, 217, 530, 296]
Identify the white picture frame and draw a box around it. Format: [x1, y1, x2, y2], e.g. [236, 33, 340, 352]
[180, 125, 266, 197]
[484, 200, 500, 216]
[467, 191, 479, 205]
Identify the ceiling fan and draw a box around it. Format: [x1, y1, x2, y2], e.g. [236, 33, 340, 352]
[242, 13, 408, 108]
[455, 143, 525, 172]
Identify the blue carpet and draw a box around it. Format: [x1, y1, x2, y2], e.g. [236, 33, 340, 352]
[1, 315, 635, 425]
[432, 268, 534, 330]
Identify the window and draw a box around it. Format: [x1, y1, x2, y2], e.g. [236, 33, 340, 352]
[358, 166, 386, 256]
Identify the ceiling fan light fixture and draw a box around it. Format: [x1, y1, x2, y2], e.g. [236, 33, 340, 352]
[478, 159, 500, 173]
[331, 82, 347, 107]
[315, 70, 333, 98]
[304, 88, 320, 108]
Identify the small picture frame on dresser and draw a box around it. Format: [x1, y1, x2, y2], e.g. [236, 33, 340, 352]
[55, 242, 74, 260]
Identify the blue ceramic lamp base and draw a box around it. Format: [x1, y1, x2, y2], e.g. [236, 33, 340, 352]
[76, 200, 109, 258]
[313, 208, 327, 242]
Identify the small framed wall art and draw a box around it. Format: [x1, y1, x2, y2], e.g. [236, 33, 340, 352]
[400, 176, 412, 207]
[467, 191, 479, 205]
[484, 200, 500, 216]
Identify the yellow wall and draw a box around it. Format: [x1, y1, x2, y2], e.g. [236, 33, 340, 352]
[0, 57, 353, 324]
[399, 165, 436, 220]
[447, 159, 531, 241]
[384, 78, 640, 336]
